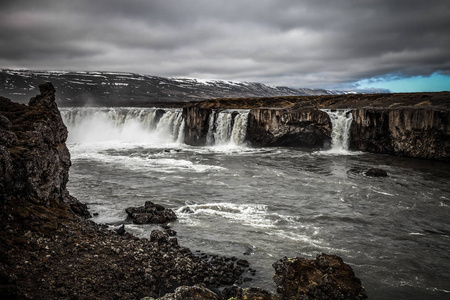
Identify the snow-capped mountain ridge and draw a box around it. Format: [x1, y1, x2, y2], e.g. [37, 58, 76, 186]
[1, 69, 351, 106]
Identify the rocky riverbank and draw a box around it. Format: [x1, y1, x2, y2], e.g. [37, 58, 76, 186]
[0, 83, 367, 299]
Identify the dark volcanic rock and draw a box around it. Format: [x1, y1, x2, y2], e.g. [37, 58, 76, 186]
[126, 201, 177, 224]
[273, 254, 368, 300]
[150, 284, 221, 300]
[188, 93, 449, 160]
[365, 168, 388, 177]
[351, 108, 450, 161]
[247, 108, 332, 148]
[182, 106, 212, 146]
[116, 224, 126, 235]
[0, 82, 89, 217]
[222, 286, 274, 300]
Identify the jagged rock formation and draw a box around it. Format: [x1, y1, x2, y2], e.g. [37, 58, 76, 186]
[0, 82, 89, 217]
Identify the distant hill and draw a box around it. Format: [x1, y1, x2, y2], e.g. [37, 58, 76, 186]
[1, 69, 353, 106]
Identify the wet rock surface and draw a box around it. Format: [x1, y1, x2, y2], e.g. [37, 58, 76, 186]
[126, 201, 177, 224]
[365, 168, 388, 177]
[350, 108, 450, 161]
[273, 254, 368, 300]
[246, 108, 331, 148]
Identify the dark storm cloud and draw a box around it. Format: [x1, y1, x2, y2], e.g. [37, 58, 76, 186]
[1, 0, 449, 88]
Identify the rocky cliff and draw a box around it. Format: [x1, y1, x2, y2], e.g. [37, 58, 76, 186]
[182, 106, 211, 146]
[0, 82, 89, 218]
[246, 108, 331, 148]
[351, 108, 450, 160]
[184, 92, 450, 160]
[182, 106, 332, 149]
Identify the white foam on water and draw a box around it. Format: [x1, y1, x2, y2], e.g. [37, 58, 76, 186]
[177, 203, 278, 228]
[70, 149, 225, 173]
[61, 107, 184, 146]
[176, 202, 317, 232]
[266, 230, 327, 249]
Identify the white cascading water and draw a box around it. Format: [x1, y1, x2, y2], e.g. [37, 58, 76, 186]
[60, 107, 185, 145]
[321, 109, 353, 152]
[206, 110, 250, 146]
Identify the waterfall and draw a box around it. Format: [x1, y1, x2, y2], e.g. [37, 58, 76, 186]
[60, 107, 185, 145]
[206, 110, 249, 146]
[322, 109, 353, 152]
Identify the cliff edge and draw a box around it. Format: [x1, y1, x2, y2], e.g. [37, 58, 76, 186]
[184, 92, 450, 160]
[0, 82, 89, 224]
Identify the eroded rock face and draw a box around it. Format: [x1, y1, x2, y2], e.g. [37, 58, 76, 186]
[0, 82, 89, 217]
[273, 254, 368, 300]
[246, 108, 331, 148]
[351, 108, 450, 160]
[182, 106, 211, 146]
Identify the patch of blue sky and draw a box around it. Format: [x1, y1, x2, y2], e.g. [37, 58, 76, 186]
[356, 72, 450, 93]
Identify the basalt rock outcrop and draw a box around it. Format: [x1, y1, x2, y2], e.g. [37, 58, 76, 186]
[182, 106, 211, 146]
[351, 107, 450, 160]
[126, 201, 177, 224]
[0, 82, 89, 218]
[246, 108, 331, 148]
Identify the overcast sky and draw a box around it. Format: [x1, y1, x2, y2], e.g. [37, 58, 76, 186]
[1, 0, 449, 91]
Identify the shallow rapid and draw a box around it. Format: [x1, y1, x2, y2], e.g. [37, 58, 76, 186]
[61, 107, 450, 299]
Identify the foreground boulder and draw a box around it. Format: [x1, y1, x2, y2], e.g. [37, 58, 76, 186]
[273, 254, 368, 300]
[126, 201, 177, 224]
[149, 254, 368, 300]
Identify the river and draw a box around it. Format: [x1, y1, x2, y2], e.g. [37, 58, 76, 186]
[61, 107, 450, 299]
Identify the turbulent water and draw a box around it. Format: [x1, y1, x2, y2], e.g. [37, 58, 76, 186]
[61, 107, 450, 299]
